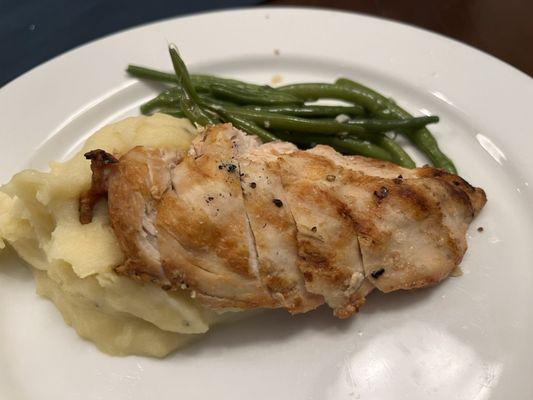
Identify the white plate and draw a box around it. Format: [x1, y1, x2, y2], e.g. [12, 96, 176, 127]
[1, 7, 532, 400]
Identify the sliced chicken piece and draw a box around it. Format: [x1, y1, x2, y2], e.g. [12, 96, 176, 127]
[108, 147, 180, 286]
[156, 124, 278, 309]
[310, 146, 486, 290]
[295, 146, 486, 293]
[239, 141, 323, 313]
[278, 152, 366, 318]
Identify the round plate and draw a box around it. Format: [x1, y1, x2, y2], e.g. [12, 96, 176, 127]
[1, 7, 532, 400]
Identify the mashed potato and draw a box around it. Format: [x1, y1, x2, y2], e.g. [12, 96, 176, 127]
[0, 113, 222, 357]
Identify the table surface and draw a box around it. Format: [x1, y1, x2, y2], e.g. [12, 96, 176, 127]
[264, 0, 532, 77]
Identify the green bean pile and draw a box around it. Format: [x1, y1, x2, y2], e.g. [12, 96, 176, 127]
[127, 45, 456, 173]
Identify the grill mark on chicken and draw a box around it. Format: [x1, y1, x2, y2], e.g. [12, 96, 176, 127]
[81, 124, 487, 318]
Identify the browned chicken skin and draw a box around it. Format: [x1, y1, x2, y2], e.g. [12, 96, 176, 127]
[80, 124, 486, 318]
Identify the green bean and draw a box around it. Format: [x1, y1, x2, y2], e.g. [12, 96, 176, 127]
[198, 94, 237, 108]
[157, 107, 185, 118]
[178, 88, 218, 126]
[216, 109, 279, 143]
[140, 89, 235, 115]
[127, 65, 303, 105]
[242, 104, 365, 117]
[192, 75, 305, 105]
[335, 78, 456, 173]
[345, 115, 439, 132]
[372, 136, 415, 168]
[211, 108, 438, 140]
[141, 88, 215, 125]
[140, 98, 162, 114]
[127, 64, 177, 84]
[168, 45, 202, 104]
[167, 45, 218, 125]
[210, 108, 374, 140]
[127, 65, 257, 90]
[140, 89, 180, 114]
[192, 75, 276, 92]
[276, 83, 384, 110]
[128, 64, 260, 90]
[322, 137, 393, 161]
[276, 132, 393, 161]
[208, 83, 303, 106]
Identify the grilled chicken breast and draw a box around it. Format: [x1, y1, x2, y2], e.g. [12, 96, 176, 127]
[80, 124, 486, 318]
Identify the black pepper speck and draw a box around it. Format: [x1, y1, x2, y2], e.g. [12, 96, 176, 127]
[393, 175, 403, 184]
[273, 198, 283, 207]
[374, 186, 389, 200]
[250, 182, 257, 189]
[371, 268, 385, 279]
[226, 163, 237, 173]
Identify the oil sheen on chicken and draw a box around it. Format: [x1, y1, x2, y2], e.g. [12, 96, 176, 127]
[80, 124, 486, 318]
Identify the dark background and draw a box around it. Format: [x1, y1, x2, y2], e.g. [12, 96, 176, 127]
[1, 0, 531, 87]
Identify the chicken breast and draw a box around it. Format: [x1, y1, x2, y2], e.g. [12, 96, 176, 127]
[80, 124, 486, 318]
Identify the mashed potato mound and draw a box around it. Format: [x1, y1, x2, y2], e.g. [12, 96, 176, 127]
[0, 113, 221, 357]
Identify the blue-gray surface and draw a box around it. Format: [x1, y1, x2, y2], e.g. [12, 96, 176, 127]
[0, 0, 262, 87]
